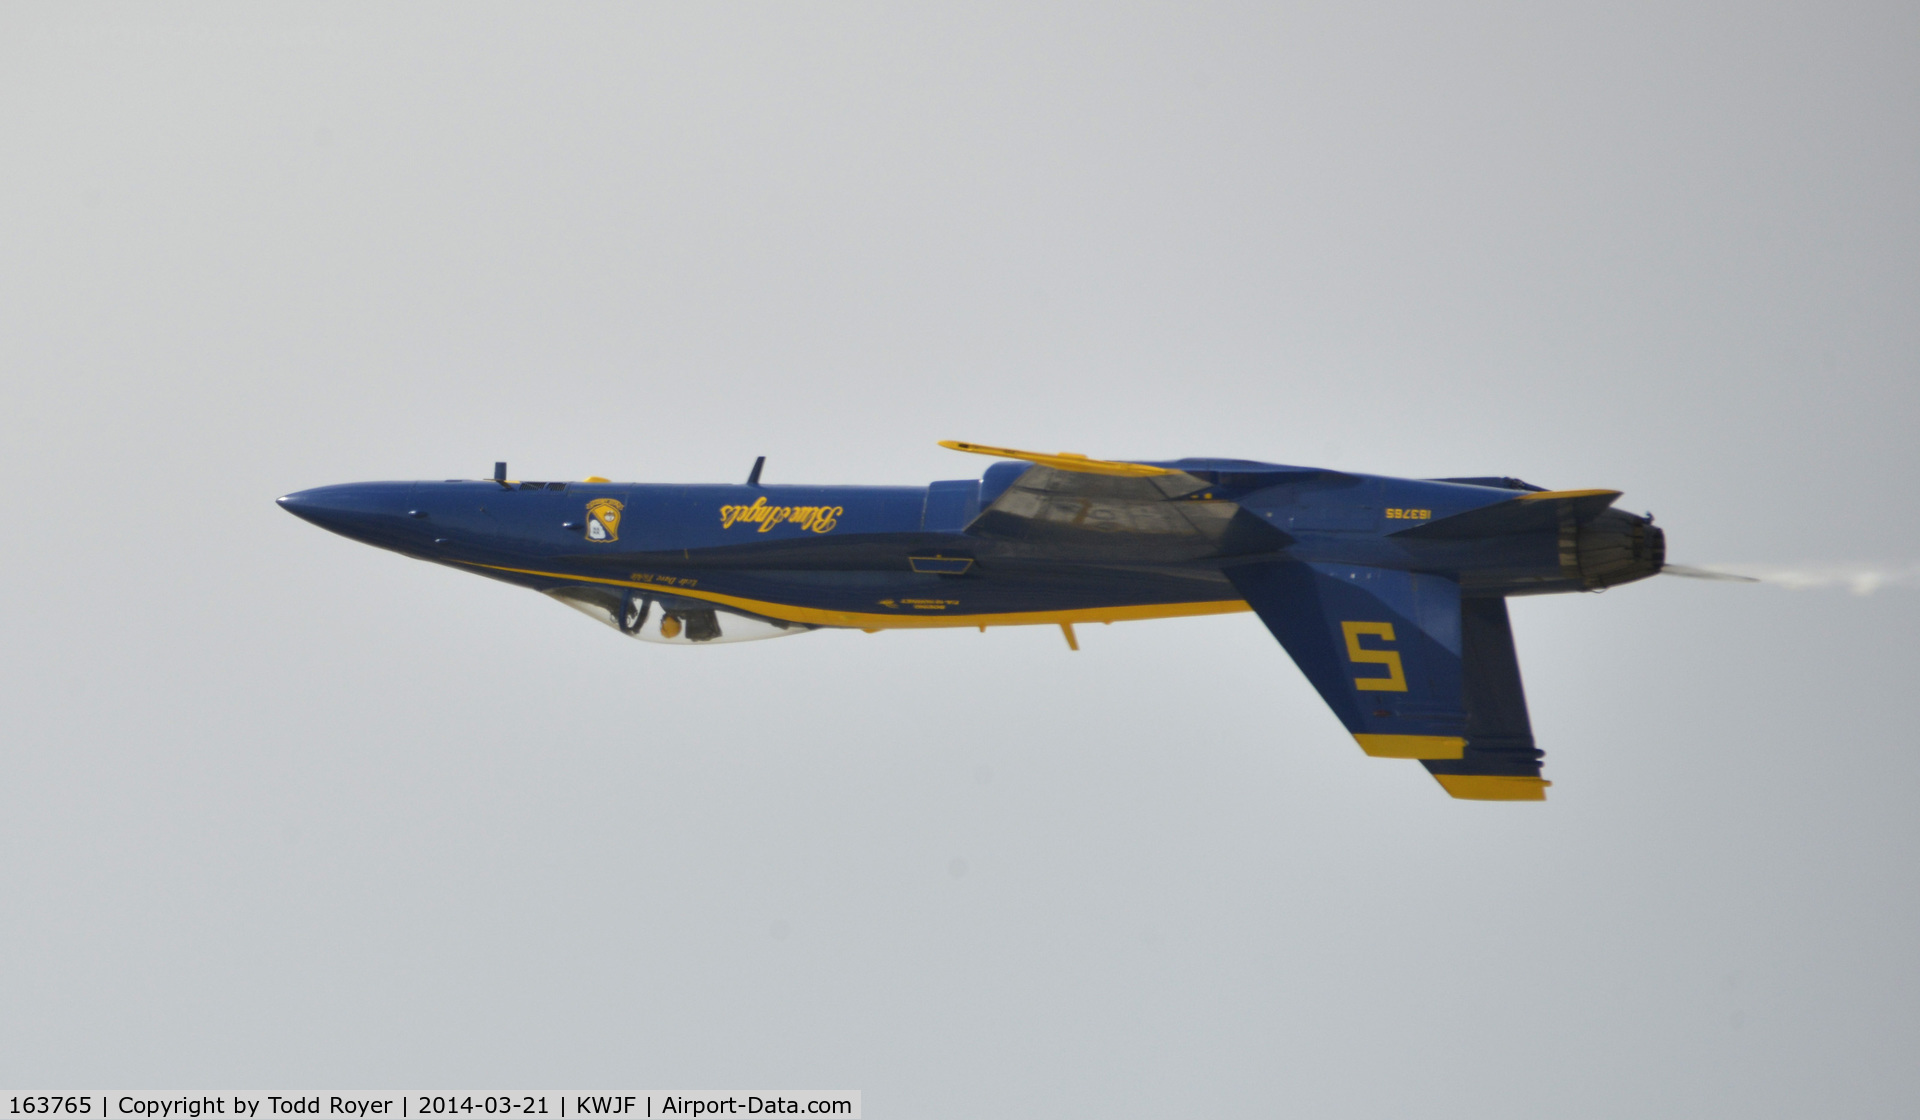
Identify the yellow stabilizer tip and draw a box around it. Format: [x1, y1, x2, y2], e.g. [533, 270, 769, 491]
[1353, 734, 1466, 760]
[939, 440, 1176, 478]
[1432, 774, 1551, 801]
[582, 476, 611, 483]
[1516, 489, 1622, 502]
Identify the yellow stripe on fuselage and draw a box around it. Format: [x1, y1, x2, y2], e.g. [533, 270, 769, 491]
[457, 560, 1251, 631]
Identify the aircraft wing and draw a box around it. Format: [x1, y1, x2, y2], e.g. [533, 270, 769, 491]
[941, 440, 1282, 560]
[1224, 560, 1548, 800]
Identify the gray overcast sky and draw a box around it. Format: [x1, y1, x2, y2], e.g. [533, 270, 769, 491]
[3, 3, 1917, 1116]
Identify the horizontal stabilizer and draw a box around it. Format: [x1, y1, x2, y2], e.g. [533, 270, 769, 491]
[1392, 489, 1621, 540]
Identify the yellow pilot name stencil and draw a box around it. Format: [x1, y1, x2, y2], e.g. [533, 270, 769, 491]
[584, 497, 624, 542]
[719, 496, 843, 534]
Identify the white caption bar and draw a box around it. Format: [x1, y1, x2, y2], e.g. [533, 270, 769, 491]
[3, 1095, 858, 1120]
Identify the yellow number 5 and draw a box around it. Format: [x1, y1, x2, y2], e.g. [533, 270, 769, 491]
[1342, 621, 1408, 692]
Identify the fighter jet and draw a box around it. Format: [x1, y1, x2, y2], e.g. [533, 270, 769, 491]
[280, 441, 1725, 800]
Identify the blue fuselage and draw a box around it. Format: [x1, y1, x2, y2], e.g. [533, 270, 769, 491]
[279, 458, 1661, 640]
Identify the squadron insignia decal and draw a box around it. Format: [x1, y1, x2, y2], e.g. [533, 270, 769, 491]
[584, 497, 624, 542]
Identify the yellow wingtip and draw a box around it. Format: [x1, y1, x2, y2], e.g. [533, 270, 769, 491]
[938, 440, 1175, 478]
[1353, 734, 1467, 760]
[1432, 774, 1551, 801]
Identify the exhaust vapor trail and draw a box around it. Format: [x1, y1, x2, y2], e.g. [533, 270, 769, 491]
[1689, 563, 1920, 595]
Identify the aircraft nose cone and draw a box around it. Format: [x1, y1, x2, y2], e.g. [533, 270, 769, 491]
[277, 485, 362, 529]
[277, 482, 419, 544]
[276, 489, 319, 522]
